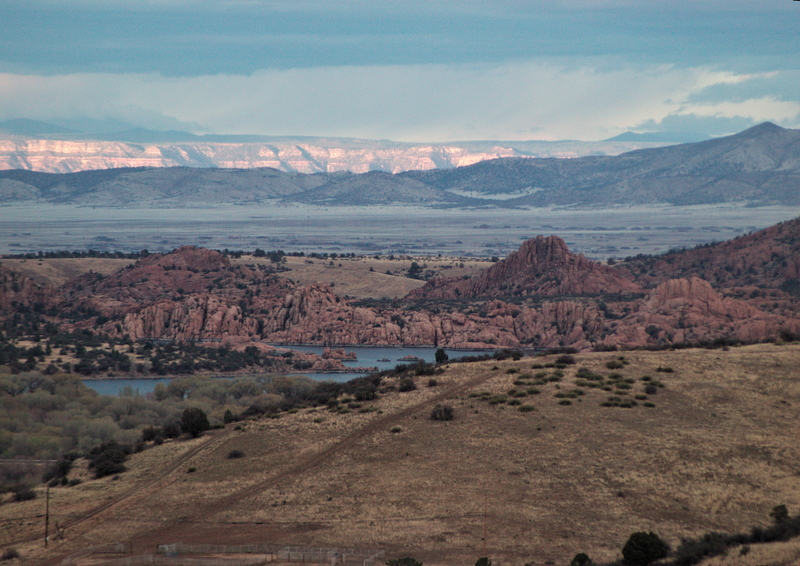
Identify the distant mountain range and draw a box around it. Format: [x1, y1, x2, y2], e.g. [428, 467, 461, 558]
[0, 119, 678, 175]
[0, 122, 797, 207]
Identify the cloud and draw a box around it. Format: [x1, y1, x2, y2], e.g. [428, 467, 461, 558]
[1, 61, 797, 141]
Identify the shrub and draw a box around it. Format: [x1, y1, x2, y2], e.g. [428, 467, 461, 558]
[227, 449, 245, 459]
[622, 531, 670, 566]
[606, 360, 624, 369]
[398, 378, 417, 392]
[1, 549, 20, 561]
[186, 467, 197, 473]
[518, 405, 536, 413]
[556, 354, 576, 365]
[141, 425, 161, 441]
[12, 487, 36, 502]
[181, 407, 210, 438]
[390, 426, 402, 434]
[644, 385, 658, 395]
[430, 404, 454, 421]
[435, 348, 449, 364]
[475, 557, 491, 566]
[427, 378, 438, 387]
[386, 559, 422, 566]
[163, 421, 181, 439]
[771, 504, 789, 523]
[569, 553, 593, 566]
[87, 441, 130, 479]
[656, 366, 674, 373]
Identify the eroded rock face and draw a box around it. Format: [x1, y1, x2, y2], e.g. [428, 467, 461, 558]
[602, 277, 800, 348]
[0, 138, 530, 175]
[3, 232, 799, 355]
[409, 235, 641, 300]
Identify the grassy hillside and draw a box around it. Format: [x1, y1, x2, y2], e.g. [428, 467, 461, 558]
[2, 344, 799, 566]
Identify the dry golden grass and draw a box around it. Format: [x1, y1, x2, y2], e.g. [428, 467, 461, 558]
[234, 255, 493, 299]
[1, 258, 134, 287]
[2, 254, 490, 299]
[3, 344, 800, 566]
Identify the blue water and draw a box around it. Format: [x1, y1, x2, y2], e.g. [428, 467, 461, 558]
[83, 345, 492, 396]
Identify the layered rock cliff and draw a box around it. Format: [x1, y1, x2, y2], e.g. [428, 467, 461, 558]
[0, 135, 668, 175]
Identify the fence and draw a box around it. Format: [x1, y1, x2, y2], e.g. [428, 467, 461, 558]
[82, 555, 269, 566]
[157, 544, 385, 566]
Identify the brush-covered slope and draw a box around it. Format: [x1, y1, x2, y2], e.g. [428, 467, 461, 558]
[6, 346, 800, 566]
[622, 215, 800, 292]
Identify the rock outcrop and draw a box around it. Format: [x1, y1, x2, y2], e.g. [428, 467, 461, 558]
[409, 235, 641, 300]
[604, 277, 800, 347]
[3, 224, 800, 356]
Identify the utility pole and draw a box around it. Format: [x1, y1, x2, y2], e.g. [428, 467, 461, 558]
[483, 488, 487, 556]
[44, 486, 50, 547]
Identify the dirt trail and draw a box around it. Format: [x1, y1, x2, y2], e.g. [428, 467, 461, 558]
[128, 369, 495, 549]
[35, 430, 231, 566]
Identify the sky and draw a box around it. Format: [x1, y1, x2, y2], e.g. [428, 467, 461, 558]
[0, 0, 798, 142]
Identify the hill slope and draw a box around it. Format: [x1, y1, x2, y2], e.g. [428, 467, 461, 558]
[4, 346, 800, 566]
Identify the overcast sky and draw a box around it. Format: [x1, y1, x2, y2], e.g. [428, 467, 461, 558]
[0, 0, 798, 141]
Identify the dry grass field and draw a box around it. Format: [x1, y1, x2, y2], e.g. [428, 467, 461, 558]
[0, 258, 134, 287]
[1, 254, 492, 299]
[3, 343, 799, 566]
[234, 255, 493, 299]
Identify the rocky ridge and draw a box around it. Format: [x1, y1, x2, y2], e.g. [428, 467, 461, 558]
[408, 235, 642, 300]
[3, 220, 799, 357]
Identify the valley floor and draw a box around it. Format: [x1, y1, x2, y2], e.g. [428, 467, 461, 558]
[3, 203, 799, 259]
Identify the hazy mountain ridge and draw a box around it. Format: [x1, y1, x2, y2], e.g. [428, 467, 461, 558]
[0, 123, 797, 207]
[403, 122, 800, 206]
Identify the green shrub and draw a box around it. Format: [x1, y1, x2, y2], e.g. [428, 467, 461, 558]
[390, 426, 402, 434]
[771, 504, 789, 523]
[181, 407, 210, 438]
[398, 378, 417, 392]
[226, 449, 245, 459]
[606, 360, 624, 369]
[87, 441, 130, 479]
[386, 558, 422, 566]
[430, 404, 454, 421]
[12, 487, 36, 502]
[1, 549, 20, 561]
[518, 405, 536, 413]
[569, 553, 593, 566]
[621, 531, 669, 566]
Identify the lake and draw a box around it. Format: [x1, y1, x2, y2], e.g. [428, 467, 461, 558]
[82, 345, 492, 396]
